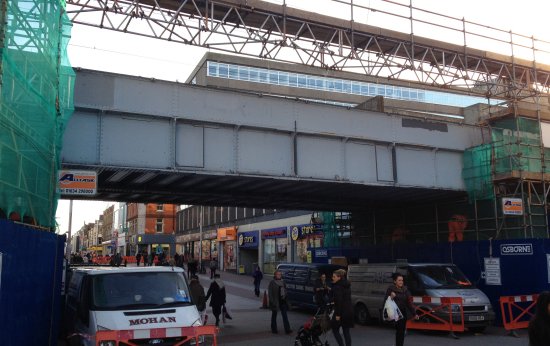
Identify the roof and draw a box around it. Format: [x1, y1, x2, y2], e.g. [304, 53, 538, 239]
[71, 266, 184, 275]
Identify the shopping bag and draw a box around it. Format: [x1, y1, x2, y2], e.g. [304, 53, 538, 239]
[223, 304, 233, 320]
[383, 297, 403, 322]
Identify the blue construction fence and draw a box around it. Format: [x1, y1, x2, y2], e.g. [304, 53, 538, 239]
[0, 220, 65, 346]
[311, 238, 550, 324]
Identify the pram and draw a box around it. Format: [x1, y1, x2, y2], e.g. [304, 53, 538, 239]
[294, 304, 333, 346]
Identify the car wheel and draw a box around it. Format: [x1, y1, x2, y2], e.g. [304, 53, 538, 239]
[354, 303, 370, 325]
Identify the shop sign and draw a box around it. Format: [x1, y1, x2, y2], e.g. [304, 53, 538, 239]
[262, 227, 287, 239]
[217, 227, 237, 241]
[502, 198, 523, 215]
[500, 243, 533, 256]
[57, 170, 97, 195]
[290, 224, 324, 241]
[238, 231, 258, 248]
[315, 249, 328, 257]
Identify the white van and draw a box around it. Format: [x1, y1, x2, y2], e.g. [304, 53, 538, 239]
[348, 262, 495, 332]
[64, 266, 203, 345]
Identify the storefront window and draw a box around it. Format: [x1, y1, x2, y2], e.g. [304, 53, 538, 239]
[201, 240, 211, 260]
[224, 241, 236, 270]
[291, 224, 324, 263]
[263, 237, 288, 274]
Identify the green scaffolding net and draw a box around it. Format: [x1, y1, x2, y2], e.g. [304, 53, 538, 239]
[463, 117, 550, 202]
[0, 0, 74, 228]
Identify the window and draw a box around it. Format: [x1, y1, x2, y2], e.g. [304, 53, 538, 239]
[156, 204, 163, 212]
[156, 218, 163, 233]
[207, 61, 217, 76]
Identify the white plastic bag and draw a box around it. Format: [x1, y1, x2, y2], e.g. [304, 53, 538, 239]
[383, 296, 403, 322]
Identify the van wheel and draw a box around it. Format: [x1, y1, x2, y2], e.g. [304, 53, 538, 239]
[354, 304, 370, 325]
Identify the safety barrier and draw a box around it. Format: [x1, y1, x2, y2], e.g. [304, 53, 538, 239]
[407, 296, 465, 336]
[499, 294, 538, 334]
[95, 325, 218, 346]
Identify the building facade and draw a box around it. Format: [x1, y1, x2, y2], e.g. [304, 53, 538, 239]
[127, 203, 177, 256]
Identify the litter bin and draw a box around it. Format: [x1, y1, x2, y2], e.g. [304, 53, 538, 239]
[238, 264, 245, 274]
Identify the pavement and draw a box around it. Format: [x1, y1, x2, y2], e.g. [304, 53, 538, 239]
[197, 270, 529, 346]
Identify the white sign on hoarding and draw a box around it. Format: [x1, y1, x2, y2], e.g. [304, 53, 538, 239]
[502, 198, 523, 215]
[484, 257, 502, 285]
[57, 170, 97, 195]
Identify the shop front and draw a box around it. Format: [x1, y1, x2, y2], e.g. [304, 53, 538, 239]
[262, 226, 288, 274]
[238, 230, 259, 275]
[217, 226, 237, 272]
[136, 233, 176, 256]
[291, 224, 325, 263]
[195, 230, 218, 264]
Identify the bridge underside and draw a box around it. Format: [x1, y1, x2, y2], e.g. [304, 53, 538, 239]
[61, 165, 466, 211]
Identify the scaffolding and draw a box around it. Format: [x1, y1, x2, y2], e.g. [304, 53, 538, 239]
[0, 0, 74, 228]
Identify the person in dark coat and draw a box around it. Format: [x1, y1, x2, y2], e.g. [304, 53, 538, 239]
[529, 291, 550, 346]
[252, 266, 263, 297]
[314, 273, 331, 310]
[205, 274, 226, 327]
[384, 273, 418, 346]
[331, 269, 353, 346]
[268, 270, 292, 334]
[189, 275, 206, 313]
[135, 252, 142, 266]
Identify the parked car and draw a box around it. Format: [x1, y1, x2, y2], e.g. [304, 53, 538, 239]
[276, 263, 345, 309]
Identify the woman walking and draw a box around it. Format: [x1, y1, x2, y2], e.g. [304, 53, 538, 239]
[205, 274, 226, 327]
[384, 273, 418, 346]
[252, 266, 263, 297]
[331, 269, 353, 346]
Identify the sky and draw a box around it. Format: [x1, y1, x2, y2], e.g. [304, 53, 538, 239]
[55, 0, 549, 235]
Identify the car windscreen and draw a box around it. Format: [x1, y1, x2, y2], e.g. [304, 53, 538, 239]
[413, 265, 472, 289]
[92, 272, 192, 310]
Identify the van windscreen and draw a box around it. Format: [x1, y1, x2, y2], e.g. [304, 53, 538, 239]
[92, 272, 192, 310]
[413, 265, 472, 289]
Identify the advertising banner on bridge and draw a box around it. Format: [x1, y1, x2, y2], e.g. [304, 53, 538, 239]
[57, 170, 97, 195]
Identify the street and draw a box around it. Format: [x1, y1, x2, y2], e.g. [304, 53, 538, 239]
[198, 271, 528, 346]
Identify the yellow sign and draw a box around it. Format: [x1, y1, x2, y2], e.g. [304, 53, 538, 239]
[138, 236, 142, 242]
[306, 251, 312, 263]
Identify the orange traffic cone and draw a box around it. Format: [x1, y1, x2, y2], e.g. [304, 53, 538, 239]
[261, 290, 269, 309]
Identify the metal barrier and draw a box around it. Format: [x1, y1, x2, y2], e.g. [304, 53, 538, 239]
[95, 325, 218, 345]
[407, 296, 465, 338]
[499, 294, 538, 337]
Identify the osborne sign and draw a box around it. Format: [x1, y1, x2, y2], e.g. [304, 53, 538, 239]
[500, 243, 533, 256]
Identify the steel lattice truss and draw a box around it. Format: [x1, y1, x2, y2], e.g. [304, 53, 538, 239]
[66, 0, 550, 101]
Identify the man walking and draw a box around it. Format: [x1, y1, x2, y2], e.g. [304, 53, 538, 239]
[253, 265, 263, 297]
[268, 270, 292, 334]
[136, 252, 142, 266]
[205, 274, 226, 327]
[209, 258, 218, 279]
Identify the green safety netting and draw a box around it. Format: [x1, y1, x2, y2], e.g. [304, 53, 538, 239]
[0, 0, 74, 228]
[322, 211, 340, 247]
[463, 117, 550, 201]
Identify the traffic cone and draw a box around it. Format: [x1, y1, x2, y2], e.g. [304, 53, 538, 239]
[261, 290, 269, 309]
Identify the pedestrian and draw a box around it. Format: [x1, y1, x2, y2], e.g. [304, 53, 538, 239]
[189, 275, 207, 323]
[314, 273, 331, 311]
[209, 258, 218, 279]
[174, 253, 180, 267]
[188, 258, 198, 277]
[136, 252, 142, 266]
[252, 265, 263, 297]
[268, 270, 292, 334]
[385, 273, 418, 346]
[205, 274, 226, 327]
[149, 252, 155, 266]
[331, 269, 353, 346]
[529, 291, 550, 346]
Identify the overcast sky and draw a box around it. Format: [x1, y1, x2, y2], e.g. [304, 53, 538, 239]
[55, 0, 549, 235]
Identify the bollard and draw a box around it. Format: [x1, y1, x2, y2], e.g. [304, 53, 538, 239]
[261, 290, 269, 309]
